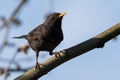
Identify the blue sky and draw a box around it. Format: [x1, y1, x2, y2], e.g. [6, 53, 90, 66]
[0, 0, 120, 80]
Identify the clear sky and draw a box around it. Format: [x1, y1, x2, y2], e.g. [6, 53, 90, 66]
[0, 0, 120, 80]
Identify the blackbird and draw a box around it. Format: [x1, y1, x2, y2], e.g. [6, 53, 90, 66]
[14, 12, 66, 69]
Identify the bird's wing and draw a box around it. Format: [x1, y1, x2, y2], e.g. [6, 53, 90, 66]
[27, 24, 44, 40]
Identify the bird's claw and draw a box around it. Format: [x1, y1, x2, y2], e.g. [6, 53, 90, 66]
[35, 62, 40, 69]
[54, 51, 65, 59]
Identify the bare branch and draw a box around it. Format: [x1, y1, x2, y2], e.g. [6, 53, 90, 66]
[0, 0, 28, 54]
[11, 0, 28, 18]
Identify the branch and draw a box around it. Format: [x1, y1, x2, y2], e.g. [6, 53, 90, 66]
[14, 23, 120, 80]
[0, 0, 28, 54]
[0, 67, 31, 74]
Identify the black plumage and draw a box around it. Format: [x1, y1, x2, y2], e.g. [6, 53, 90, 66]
[14, 12, 66, 69]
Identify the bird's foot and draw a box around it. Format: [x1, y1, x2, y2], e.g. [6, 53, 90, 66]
[54, 52, 59, 58]
[35, 62, 40, 69]
[54, 51, 65, 59]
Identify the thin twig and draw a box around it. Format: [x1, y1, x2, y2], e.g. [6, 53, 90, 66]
[0, 0, 28, 55]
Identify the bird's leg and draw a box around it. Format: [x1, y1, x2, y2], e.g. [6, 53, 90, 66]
[35, 51, 40, 69]
[49, 50, 53, 55]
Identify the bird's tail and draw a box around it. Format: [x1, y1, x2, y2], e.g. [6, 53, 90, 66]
[13, 35, 27, 39]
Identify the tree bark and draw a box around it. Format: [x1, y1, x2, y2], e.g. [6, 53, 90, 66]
[14, 23, 120, 80]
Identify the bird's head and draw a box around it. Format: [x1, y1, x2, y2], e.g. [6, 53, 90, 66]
[45, 12, 66, 26]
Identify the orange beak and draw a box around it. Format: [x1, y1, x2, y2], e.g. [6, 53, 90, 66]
[59, 12, 66, 17]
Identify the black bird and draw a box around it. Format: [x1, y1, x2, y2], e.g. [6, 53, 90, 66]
[14, 12, 66, 69]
